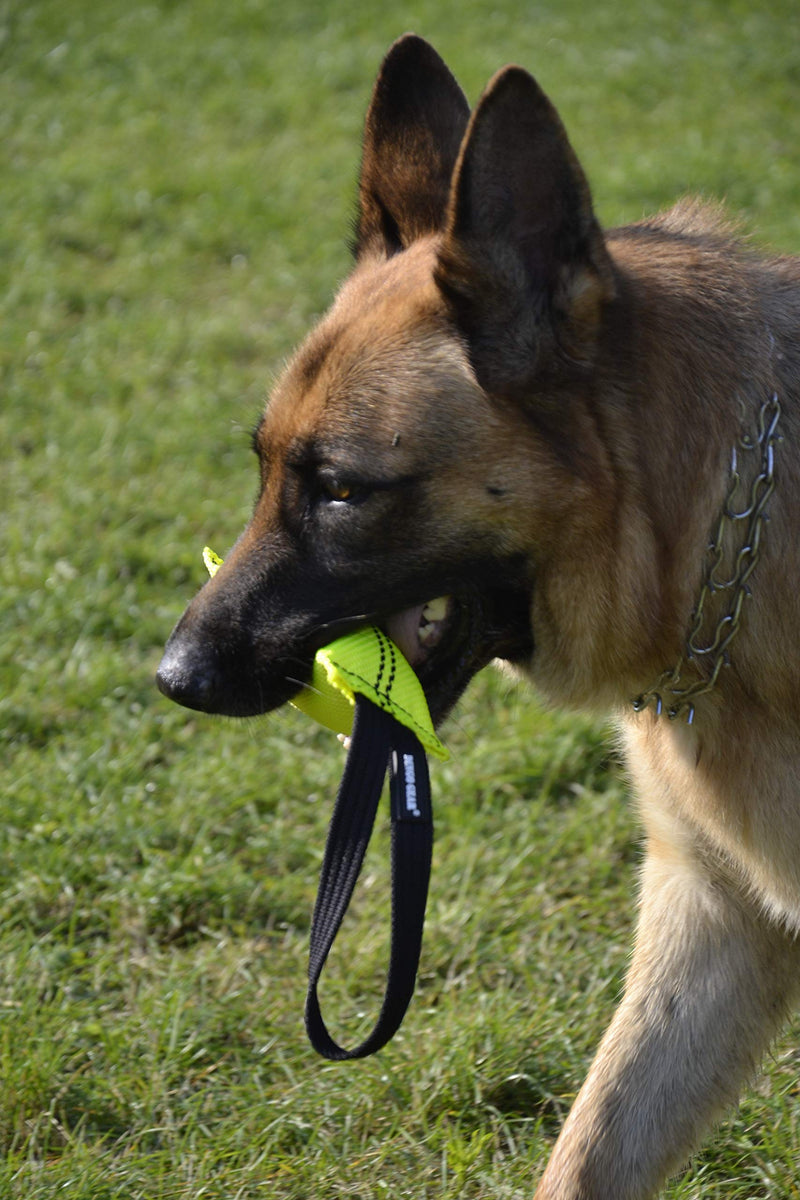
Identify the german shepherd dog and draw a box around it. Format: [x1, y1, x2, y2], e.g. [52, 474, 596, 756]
[157, 35, 800, 1198]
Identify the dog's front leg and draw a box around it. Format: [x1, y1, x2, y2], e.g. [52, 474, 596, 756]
[533, 834, 800, 1200]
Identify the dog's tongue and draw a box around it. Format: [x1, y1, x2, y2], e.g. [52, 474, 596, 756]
[384, 604, 427, 666]
[384, 597, 451, 668]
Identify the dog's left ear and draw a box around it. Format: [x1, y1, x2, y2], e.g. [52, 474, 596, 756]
[355, 34, 471, 259]
[436, 66, 615, 393]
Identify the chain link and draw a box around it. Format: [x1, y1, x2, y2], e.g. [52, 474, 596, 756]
[632, 391, 781, 723]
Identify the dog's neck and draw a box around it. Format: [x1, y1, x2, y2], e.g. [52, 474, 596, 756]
[632, 389, 782, 723]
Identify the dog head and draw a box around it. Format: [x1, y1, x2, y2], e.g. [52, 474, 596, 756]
[157, 35, 617, 725]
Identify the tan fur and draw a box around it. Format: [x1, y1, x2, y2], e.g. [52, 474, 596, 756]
[157, 36, 800, 1198]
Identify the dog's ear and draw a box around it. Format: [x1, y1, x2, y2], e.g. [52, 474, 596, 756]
[436, 66, 615, 394]
[354, 34, 470, 259]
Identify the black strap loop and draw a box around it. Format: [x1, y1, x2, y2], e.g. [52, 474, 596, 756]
[305, 694, 433, 1060]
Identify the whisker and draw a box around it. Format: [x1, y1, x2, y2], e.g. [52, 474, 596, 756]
[285, 675, 326, 700]
[304, 612, 373, 640]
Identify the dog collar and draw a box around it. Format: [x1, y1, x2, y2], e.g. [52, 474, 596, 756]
[632, 389, 781, 722]
[203, 547, 443, 1058]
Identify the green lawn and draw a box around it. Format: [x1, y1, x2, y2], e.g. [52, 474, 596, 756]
[2, 1, 800, 1196]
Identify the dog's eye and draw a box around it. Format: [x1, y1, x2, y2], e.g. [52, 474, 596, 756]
[320, 478, 363, 504]
[326, 481, 353, 501]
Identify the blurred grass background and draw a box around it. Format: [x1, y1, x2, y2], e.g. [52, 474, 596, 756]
[2, 0, 799, 1196]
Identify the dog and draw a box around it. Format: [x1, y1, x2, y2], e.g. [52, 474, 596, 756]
[157, 34, 800, 1198]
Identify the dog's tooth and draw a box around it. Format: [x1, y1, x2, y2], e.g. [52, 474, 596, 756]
[422, 597, 449, 623]
[418, 624, 436, 644]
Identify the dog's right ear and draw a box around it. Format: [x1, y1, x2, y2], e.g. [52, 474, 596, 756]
[354, 34, 470, 259]
[435, 66, 615, 395]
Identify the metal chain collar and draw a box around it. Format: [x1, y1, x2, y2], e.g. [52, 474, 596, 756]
[632, 390, 781, 724]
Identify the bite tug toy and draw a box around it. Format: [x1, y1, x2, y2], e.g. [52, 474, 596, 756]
[203, 548, 446, 1058]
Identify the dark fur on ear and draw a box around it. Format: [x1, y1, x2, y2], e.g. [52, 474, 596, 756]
[435, 66, 615, 393]
[354, 34, 470, 259]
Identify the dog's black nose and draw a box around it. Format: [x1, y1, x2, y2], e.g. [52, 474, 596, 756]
[156, 642, 219, 712]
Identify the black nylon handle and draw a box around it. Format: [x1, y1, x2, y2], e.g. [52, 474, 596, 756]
[305, 695, 433, 1060]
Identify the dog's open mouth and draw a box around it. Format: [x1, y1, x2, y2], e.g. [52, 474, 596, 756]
[383, 596, 453, 668]
[380, 584, 533, 725]
[381, 593, 475, 723]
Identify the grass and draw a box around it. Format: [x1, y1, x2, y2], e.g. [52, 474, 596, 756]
[2, 0, 800, 1195]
